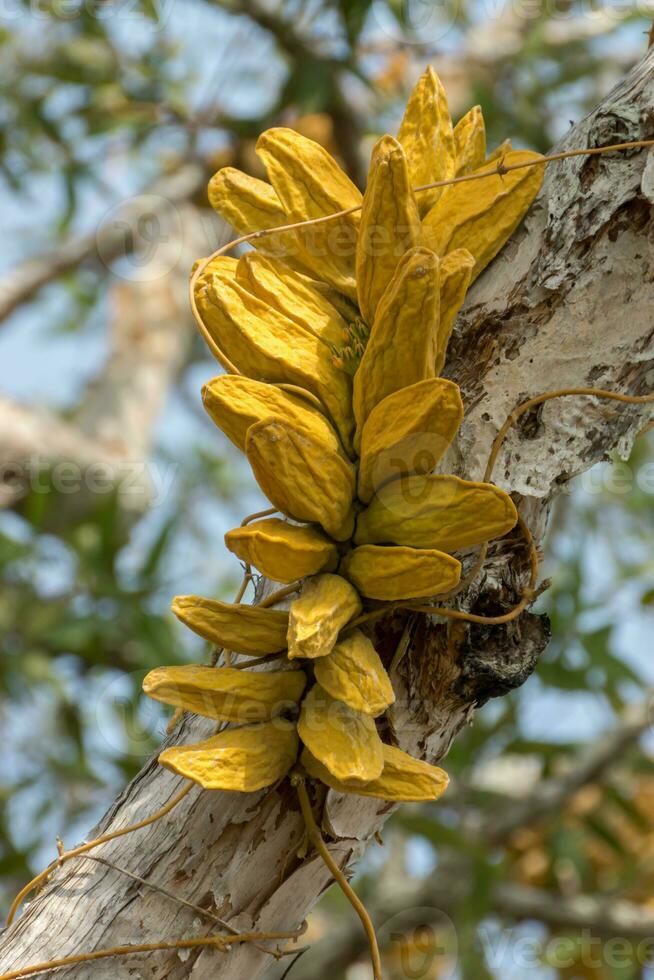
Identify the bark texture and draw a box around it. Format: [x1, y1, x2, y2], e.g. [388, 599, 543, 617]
[1, 50, 654, 980]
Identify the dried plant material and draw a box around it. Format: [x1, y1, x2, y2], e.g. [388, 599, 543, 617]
[358, 378, 464, 502]
[235, 253, 347, 349]
[202, 375, 344, 457]
[172, 595, 289, 656]
[353, 247, 439, 449]
[225, 518, 338, 583]
[397, 66, 455, 215]
[287, 574, 362, 660]
[246, 420, 356, 541]
[297, 684, 384, 782]
[356, 135, 420, 326]
[256, 127, 361, 297]
[341, 545, 461, 601]
[143, 665, 306, 723]
[436, 249, 475, 374]
[301, 744, 449, 802]
[355, 474, 518, 552]
[195, 275, 354, 450]
[421, 150, 544, 280]
[453, 106, 486, 176]
[160, 719, 299, 792]
[313, 629, 394, 716]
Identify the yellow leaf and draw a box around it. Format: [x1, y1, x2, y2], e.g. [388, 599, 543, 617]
[143, 664, 306, 723]
[356, 135, 420, 326]
[235, 252, 347, 349]
[397, 66, 455, 215]
[287, 574, 362, 660]
[355, 475, 518, 552]
[301, 744, 449, 802]
[202, 375, 344, 457]
[436, 249, 475, 374]
[453, 105, 486, 176]
[246, 419, 356, 542]
[353, 247, 439, 450]
[297, 684, 383, 782]
[160, 719, 298, 792]
[421, 150, 544, 281]
[358, 378, 463, 503]
[225, 518, 338, 583]
[256, 127, 361, 297]
[195, 274, 353, 450]
[313, 629, 394, 716]
[172, 595, 288, 656]
[341, 545, 461, 601]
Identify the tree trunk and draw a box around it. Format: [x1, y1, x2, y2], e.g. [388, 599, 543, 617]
[1, 49, 653, 980]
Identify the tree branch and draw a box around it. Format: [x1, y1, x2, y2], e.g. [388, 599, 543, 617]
[1, 49, 654, 980]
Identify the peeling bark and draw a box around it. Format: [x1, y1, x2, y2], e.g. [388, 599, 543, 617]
[1, 50, 653, 980]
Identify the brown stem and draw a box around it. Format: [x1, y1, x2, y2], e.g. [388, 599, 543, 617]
[292, 772, 383, 980]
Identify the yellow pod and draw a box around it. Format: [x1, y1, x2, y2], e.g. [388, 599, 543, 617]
[301, 744, 449, 802]
[256, 128, 361, 298]
[297, 684, 383, 783]
[235, 253, 347, 349]
[246, 420, 356, 542]
[358, 378, 463, 503]
[143, 664, 306, 724]
[397, 66, 455, 216]
[355, 474, 518, 553]
[202, 375, 344, 458]
[313, 629, 394, 717]
[341, 545, 461, 601]
[195, 275, 353, 451]
[160, 719, 299, 792]
[421, 149, 544, 281]
[257, 127, 362, 224]
[356, 135, 420, 326]
[287, 574, 362, 660]
[225, 518, 338, 583]
[452, 105, 486, 176]
[193, 254, 238, 290]
[435, 249, 475, 374]
[172, 595, 288, 656]
[353, 247, 439, 450]
[207, 167, 311, 273]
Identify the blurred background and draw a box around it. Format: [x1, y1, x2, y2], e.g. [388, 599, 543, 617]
[1, 1, 654, 977]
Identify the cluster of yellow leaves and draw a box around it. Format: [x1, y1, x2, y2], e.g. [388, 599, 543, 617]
[144, 67, 543, 804]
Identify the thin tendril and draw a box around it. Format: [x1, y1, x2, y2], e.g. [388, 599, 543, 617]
[0, 926, 307, 980]
[6, 783, 193, 927]
[292, 772, 382, 980]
